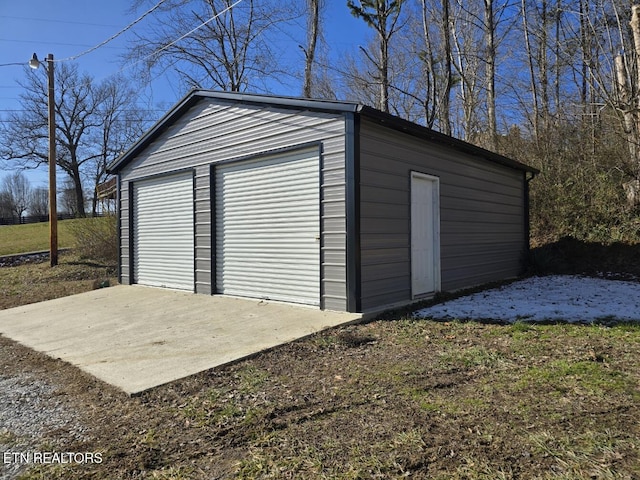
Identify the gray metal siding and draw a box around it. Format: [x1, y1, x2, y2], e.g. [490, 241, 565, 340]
[119, 180, 131, 285]
[117, 99, 347, 311]
[359, 119, 526, 312]
[194, 165, 212, 294]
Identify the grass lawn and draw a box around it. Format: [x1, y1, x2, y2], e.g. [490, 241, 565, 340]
[0, 251, 117, 309]
[0, 219, 83, 256]
[1, 257, 639, 479]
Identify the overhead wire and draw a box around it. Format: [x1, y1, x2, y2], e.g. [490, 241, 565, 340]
[0, 0, 244, 107]
[56, 0, 168, 62]
[0, 15, 120, 28]
[117, 0, 244, 75]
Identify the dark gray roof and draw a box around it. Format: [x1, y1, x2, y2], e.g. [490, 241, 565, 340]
[107, 89, 537, 174]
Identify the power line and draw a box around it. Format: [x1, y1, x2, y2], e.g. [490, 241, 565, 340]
[56, 0, 169, 62]
[0, 0, 244, 112]
[0, 38, 122, 49]
[117, 0, 244, 75]
[0, 15, 120, 28]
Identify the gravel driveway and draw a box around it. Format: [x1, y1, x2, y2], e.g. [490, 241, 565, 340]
[0, 343, 88, 480]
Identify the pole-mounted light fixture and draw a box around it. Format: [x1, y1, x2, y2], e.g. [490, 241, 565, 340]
[29, 53, 58, 267]
[28, 53, 40, 70]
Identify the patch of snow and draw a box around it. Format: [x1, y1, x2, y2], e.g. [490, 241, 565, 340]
[414, 275, 640, 323]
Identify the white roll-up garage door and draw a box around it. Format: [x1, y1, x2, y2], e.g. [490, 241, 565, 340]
[133, 172, 194, 290]
[216, 149, 320, 306]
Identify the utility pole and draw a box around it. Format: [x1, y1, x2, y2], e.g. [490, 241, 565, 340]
[29, 53, 57, 266]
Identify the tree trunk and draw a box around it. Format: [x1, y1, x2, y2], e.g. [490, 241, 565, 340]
[483, 0, 497, 151]
[92, 189, 98, 217]
[630, 5, 640, 174]
[539, 0, 550, 134]
[521, 0, 540, 140]
[615, 54, 640, 208]
[303, 0, 320, 98]
[442, 0, 453, 136]
[70, 167, 86, 217]
[379, 29, 390, 112]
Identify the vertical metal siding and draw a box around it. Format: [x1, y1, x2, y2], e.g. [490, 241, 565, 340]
[133, 172, 194, 290]
[215, 149, 320, 306]
[118, 100, 348, 311]
[359, 119, 526, 312]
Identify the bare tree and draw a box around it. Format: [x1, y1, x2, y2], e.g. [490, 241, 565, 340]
[614, 5, 640, 207]
[0, 191, 12, 220]
[0, 64, 146, 217]
[338, 46, 382, 106]
[301, 0, 322, 97]
[520, 0, 567, 140]
[347, 0, 405, 112]
[449, 0, 484, 142]
[1, 63, 100, 217]
[483, 0, 498, 150]
[410, 0, 455, 132]
[559, 1, 640, 207]
[87, 77, 146, 215]
[59, 179, 83, 217]
[29, 187, 49, 218]
[128, 0, 292, 92]
[1, 172, 31, 221]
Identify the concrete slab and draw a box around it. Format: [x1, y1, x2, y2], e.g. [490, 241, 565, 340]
[0, 286, 361, 395]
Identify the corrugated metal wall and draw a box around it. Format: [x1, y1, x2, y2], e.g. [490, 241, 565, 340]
[118, 100, 348, 311]
[359, 119, 526, 312]
[215, 149, 320, 305]
[133, 172, 194, 290]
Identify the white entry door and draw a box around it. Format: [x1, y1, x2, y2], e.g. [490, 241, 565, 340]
[411, 172, 440, 297]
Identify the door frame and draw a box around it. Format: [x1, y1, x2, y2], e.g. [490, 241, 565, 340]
[410, 171, 441, 298]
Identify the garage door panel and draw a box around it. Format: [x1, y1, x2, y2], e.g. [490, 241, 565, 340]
[216, 150, 320, 306]
[134, 172, 194, 290]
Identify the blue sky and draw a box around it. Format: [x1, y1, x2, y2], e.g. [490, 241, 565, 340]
[0, 0, 370, 189]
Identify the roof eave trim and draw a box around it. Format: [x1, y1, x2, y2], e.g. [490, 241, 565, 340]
[193, 90, 361, 114]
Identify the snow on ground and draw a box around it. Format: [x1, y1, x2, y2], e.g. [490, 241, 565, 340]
[414, 275, 640, 323]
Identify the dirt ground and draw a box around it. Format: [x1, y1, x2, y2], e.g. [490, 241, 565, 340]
[2, 317, 640, 479]
[1, 252, 640, 479]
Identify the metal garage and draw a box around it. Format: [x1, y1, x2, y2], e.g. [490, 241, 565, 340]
[109, 90, 537, 314]
[215, 149, 320, 305]
[133, 172, 194, 290]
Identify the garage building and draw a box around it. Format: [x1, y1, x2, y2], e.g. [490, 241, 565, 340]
[108, 90, 537, 314]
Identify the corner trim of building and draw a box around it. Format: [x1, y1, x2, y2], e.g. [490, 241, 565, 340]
[209, 164, 216, 294]
[116, 174, 122, 284]
[127, 181, 134, 285]
[345, 112, 361, 313]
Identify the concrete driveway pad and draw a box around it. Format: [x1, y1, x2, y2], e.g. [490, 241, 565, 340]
[0, 286, 361, 395]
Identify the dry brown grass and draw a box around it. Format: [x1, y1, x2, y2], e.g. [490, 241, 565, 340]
[0, 251, 116, 310]
[2, 318, 639, 479]
[2, 250, 639, 479]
